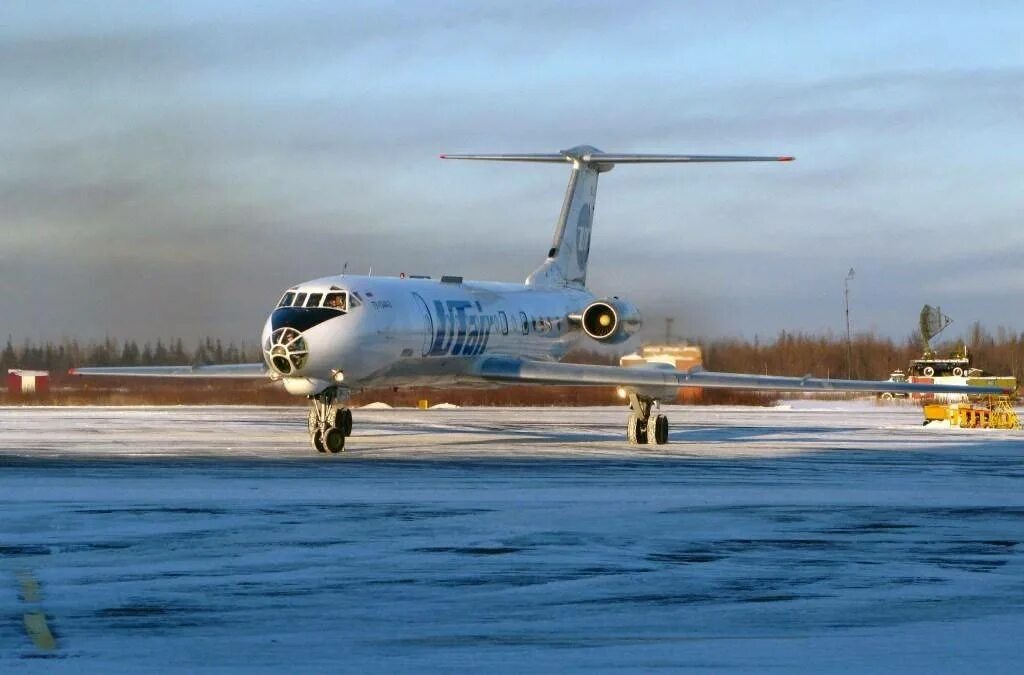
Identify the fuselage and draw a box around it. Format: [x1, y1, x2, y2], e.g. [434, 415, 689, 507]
[261, 275, 594, 396]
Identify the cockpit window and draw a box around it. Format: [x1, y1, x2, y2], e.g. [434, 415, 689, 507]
[278, 292, 296, 308]
[306, 293, 323, 308]
[324, 292, 348, 311]
[294, 292, 307, 307]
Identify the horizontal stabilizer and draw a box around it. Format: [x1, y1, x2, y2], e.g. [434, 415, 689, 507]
[441, 147, 793, 165]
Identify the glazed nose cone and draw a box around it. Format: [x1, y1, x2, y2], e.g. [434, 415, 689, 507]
[264, 326, 309, 376]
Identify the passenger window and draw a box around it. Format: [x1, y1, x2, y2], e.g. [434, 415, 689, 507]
[498, 311, 509, 335]
[520, 311, 529, 335]
[306, 293, 323, 308]
[278, 292, 296, 308]
[324, 292, 348, 311]
[294, 292, 307, 307]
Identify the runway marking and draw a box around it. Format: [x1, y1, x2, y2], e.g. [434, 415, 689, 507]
[16, 571, 57, 652]
[23, 612, 57, 651]
[18, 572, 41, 602]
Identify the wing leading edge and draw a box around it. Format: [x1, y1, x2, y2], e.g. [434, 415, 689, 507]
[70, 363, 269, 379]
[475, 357, 1011, 396]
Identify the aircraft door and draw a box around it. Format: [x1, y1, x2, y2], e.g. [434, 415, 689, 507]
[411, 293, 434, 356]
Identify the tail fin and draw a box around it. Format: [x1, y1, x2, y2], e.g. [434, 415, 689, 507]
[441, 145, 793, 288]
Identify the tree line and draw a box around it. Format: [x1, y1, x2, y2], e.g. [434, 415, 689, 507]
[4, 322, 1024, 382]
[2, 336, 261, 373]
[696, 322, 1024, 381]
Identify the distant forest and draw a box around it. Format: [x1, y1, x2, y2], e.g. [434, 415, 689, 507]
[5, 323, 1024, 379]
[2, 336, 260, 373]
[3, 323, 1022, 406]
[700, 323, 1024, 382]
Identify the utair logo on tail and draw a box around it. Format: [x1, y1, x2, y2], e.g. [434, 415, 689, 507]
[71, 144, 1011, 454]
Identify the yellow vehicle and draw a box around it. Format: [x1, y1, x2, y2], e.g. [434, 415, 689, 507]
[923, 398, 1020, 430]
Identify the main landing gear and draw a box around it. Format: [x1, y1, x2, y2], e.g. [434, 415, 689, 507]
[626, 392, 669, 445]
[308, 387, 352, 454]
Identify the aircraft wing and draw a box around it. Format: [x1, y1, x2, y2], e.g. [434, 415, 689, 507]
[474, 356, 1011, 396]
[69, 363, 269, 379]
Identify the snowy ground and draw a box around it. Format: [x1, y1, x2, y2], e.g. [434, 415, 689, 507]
[2, 403, 1024, 672]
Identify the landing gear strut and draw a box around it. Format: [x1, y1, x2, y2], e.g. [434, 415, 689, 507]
[626, 392, 668, 445]
[308, 387, 352, 454]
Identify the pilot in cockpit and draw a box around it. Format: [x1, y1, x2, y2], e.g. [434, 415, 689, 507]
[324, 292, 347, 311]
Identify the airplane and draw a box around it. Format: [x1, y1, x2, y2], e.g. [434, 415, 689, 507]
[71, 145, 1009, 453]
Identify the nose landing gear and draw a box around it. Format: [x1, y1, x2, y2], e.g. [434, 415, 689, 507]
[308, 387, 352, 454]
[626, 392, 669, 445]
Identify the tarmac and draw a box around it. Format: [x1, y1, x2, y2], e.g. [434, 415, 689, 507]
[2, 403, 1023, 672]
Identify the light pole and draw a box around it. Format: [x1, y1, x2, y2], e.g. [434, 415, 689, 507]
[844, 268, 855, 379]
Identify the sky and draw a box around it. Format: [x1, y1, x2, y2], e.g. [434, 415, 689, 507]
[2, 1, 1023, 344]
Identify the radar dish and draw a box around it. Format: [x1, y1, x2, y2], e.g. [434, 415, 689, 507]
[919, 305, 953, 352]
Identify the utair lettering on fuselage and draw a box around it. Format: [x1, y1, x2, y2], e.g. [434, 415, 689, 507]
[427, 299, 494, 357]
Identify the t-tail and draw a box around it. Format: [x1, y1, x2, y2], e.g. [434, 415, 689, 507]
[441, 145, 793, 289]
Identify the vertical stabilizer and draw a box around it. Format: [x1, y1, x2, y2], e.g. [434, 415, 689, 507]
[527, 147, 606, 287]
[440, 146, 793, 289]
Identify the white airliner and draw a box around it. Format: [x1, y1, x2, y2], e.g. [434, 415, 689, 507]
[72, 146, 1007, 452]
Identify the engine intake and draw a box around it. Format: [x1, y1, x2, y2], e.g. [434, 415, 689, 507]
[580, 298, 641, 344]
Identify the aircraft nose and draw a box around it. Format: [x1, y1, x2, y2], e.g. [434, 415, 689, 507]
[264, 327, 309, 376]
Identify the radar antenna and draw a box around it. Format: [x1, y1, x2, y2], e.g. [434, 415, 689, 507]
[919, 305, 953, 357]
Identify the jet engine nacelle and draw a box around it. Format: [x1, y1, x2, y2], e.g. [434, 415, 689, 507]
[579, 298, 642, 344]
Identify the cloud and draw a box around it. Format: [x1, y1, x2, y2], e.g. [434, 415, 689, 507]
[1, 3, 1023, 342]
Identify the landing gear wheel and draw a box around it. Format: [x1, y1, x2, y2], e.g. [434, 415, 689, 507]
[334, 408, 353, 437]
[952, 367, 964, 377]
[880, 392, 894, 401]
[644, 414, 668, 445]
[323, 427, 346, 454]
[644, 417, 658, 445]
[308, 387, 352, 454]
[654, 415, 669, 444]
[627, 414, 646, 444]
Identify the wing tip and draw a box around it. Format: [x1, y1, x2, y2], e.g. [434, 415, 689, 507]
[779, 156, 795, 162]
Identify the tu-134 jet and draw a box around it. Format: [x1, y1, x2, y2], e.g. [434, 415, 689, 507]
[72, 146, 1007, 453]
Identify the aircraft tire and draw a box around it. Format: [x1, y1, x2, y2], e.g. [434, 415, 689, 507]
[953, 367, 964, 377]
[335, 408, 353, 437]
[324, 427, 346, 454]
[627, 414, 645, 444]
[655, 415, 669, 444]
[311, 429, 326, 453]
[644, 417, 659, 445]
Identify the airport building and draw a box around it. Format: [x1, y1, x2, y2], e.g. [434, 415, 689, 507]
[621, 345, 703, 402]
[6, 369, 50, 395]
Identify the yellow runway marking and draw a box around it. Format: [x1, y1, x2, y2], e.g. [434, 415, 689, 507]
[18, 572, 41, 602]
[23, 612, 57, 651]
[16, 572, 57, 652]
